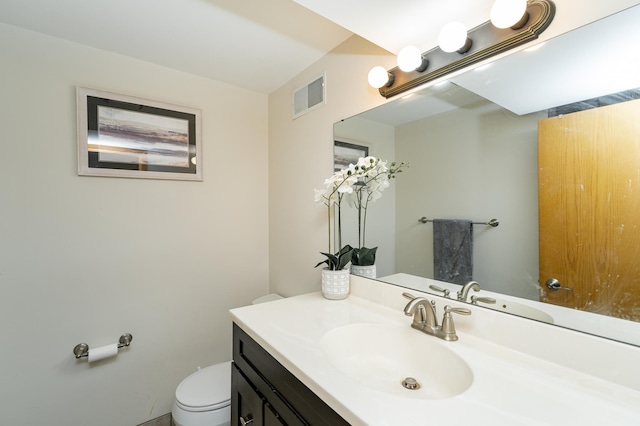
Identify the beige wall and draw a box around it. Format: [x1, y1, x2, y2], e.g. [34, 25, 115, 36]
[0, 23, 268, 425]
[268, 36, 394, 296]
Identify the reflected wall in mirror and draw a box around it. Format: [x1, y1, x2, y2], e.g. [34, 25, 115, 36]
[334, 5, 640, 346]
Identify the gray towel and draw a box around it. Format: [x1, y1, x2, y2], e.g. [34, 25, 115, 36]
[433, 219, 473, 285]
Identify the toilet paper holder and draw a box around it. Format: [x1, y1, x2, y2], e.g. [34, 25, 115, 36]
[73, 333, 133, 359]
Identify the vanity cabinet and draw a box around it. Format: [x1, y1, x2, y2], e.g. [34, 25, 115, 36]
[231, 323, 349, 426]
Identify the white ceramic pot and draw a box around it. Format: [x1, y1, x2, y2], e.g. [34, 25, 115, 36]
[321, 268, 350, 300]
[350, 264, 377, 279]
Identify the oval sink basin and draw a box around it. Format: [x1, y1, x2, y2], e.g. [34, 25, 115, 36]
[486, 300, 554, 324]
[320, 323, 473, 399]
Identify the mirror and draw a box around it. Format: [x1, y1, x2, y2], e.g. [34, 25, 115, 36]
[334, 6, 640, 346]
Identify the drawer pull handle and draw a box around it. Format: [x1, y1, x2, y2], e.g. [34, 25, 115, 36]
[240, 414, 254, 425]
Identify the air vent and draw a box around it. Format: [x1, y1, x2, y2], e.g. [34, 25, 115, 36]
[292, 72, 326, 119]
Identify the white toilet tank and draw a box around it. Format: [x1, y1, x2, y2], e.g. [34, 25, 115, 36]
[172, 362, 231, 426]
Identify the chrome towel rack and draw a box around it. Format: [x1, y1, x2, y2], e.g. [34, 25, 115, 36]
[73, 333, 133, 359]
[418, 217, 499, 227]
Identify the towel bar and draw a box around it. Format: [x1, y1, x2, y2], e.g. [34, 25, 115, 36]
[418, 217, 499, 227]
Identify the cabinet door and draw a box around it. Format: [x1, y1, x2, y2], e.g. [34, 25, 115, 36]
[264, 403, 285, 426]
[231, 366, 263, 426]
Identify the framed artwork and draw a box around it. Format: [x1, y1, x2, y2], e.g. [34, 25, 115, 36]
[333, 140, 369, 172]
[76, 87, 202, 181]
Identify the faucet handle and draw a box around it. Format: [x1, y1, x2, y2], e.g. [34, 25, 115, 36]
[445, 306, 471, 316]
[441, 305, 472, 341]
[470, 295, 496, 305]
[429, 285, 451, 298]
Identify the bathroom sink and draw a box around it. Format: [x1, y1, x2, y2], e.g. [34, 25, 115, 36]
[320, 323, 473, 399]
[484, 300, 554, 324]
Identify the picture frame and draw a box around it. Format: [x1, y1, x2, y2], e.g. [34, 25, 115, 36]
[333, 140, 369, 172]
[76, 87, 203, 181]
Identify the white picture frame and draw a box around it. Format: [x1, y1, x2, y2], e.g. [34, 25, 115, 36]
[76, 87, 203, 181]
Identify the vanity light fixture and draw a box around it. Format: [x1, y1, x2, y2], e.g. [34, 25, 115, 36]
[490, 0, 530, 29]
[368, 0, 555, 98]
[367, 65, 395, 89]
[438, 22, 473, 54]
[397, 45, 430, 72]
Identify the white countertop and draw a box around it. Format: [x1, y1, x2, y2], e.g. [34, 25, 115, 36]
[230, 279, 640, 425]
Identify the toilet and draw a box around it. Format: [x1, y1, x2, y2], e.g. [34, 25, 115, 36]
[172, 362, 231, 426]
[171, 294, 283, 426]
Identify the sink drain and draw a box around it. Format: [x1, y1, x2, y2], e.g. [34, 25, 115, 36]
[401, 377, 421, 390]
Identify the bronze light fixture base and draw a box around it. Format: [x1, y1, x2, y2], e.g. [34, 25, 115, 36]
[378, 0, 555, 98]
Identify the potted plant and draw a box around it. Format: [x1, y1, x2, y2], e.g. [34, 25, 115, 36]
[314, 163, 366, 299]
[349, 156, 407, 278]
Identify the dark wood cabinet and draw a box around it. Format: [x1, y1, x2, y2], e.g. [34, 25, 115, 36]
[231, 323, 350, 426]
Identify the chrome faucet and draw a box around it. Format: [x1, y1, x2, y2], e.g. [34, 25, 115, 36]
[403, 294, 439, 332]
[402, 293, 471, 341]
[457, 280, 480, 302]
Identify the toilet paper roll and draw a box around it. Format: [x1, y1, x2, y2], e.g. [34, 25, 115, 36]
[88, 343, 118, 363]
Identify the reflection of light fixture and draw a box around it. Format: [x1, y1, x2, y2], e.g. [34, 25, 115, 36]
[525, 41, 546, 52]
[474, 63, 493, 72]
[191, 156, 197, 165]
[490, 0, 529, 29]
[368, 66, 395, 88]
[397, 46, 429, 72]
[438, 22, 473, 54]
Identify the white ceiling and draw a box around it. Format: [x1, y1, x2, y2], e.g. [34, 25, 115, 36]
[292, 0, 496, 54]
[0, 0, 498, 94]
[0, 0, 353, 94]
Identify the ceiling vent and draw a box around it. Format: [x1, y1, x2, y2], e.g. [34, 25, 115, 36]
[292, 72, 326, 119]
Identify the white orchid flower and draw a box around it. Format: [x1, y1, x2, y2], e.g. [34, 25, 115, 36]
[369, 190, 383, 202]
[314, 155, 407, 270]
[377, 178, 390, 191]
[314, 188, 326, 203]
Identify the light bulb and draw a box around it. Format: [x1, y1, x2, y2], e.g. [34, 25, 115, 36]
[490, 0, 528, 29]
[397, 46, 423, 72]
[438, 22, 471, 53]
[368, 66, 391, 88]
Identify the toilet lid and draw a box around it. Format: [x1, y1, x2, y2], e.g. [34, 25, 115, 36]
[176, 361, 232, 411]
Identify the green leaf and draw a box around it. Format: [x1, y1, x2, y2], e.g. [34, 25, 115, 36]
[351, 246, 377, 266]
[336, 245, 355, 270]
[316, 245, 354, 270]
